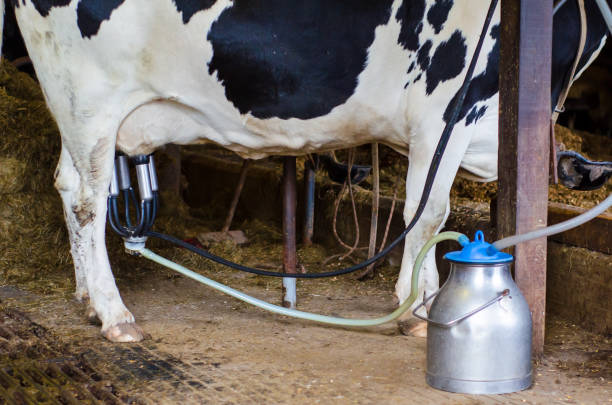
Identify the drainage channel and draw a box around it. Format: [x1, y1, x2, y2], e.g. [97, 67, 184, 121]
[0, 307, 281, 404]
[0, 308, 138, 404]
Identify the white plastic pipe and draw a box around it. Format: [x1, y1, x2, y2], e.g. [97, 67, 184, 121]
[137, 232, 466, 327]
[132, 193, 611, 328]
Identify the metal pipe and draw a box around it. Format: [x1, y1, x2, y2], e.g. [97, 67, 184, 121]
[134, 156, 154, 201]
[148, 155, 159, 192]
[302, 160, 316, 246]
[109, 165, 119, 197]
[365, 143, 380, 276]
[282, 156, 298, 308]
[117, 155, 131, 190]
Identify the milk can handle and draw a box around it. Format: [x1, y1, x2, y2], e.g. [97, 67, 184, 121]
[412, 289, 510, 328]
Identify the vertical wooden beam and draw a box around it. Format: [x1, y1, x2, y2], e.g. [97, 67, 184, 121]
[498, 1, 552, 356]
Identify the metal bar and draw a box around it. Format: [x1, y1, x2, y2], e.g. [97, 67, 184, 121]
[498, 0, 552, 356]
[222, 159, 250, 233]
[282, 156, 298, 308]
[302, 160, 316, 246]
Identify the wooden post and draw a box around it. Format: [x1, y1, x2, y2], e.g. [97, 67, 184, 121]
[498, 1, 552, 356]
[221, 159, 250, 233]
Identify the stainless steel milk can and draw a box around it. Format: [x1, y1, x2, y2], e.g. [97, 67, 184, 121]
[414, 231, 532, 394]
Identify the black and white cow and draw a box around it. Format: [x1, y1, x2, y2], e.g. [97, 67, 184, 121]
[1, 0, 608, 342]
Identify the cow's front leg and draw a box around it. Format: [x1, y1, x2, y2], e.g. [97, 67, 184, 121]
[395, 132, 469, 337]
[55, 134, 144, 342]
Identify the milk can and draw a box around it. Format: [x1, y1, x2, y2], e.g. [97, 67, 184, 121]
[413, 231, 532, 394]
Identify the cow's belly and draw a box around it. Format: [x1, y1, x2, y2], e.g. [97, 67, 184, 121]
[16, 0, 496, 160]
[104, 0, 412, 157]
[14, 0, 411, 158]
[116, 97, 405, 159]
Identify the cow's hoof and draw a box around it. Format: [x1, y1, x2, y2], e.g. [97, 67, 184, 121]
[102, 322, 146, 342]
[86, 306, 101, 325]
[398, 318, 427, 337]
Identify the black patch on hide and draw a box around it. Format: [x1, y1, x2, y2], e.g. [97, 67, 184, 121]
[427, 0, 453, 34]
[465, 105, 487, 126]
[417, 40, 432, 70]
[207, 0, 393, 119]
[443, 24, 499, 123]
[30, 0, 71, 17]
[77, 0, 125, 38]
[173, 0, 216, 24]
[426, 30, 466, 95]
[396, 0, 426, 51]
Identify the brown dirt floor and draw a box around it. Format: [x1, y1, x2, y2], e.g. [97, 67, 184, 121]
[1, 247, 611, 404]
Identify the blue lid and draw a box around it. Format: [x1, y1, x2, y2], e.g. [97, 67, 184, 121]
[444, 231, 513, 264]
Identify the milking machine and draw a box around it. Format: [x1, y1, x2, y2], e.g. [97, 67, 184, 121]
[105, 0, 612, 394]
[107, 153, 158, 250]
[108, 151, 611, 394]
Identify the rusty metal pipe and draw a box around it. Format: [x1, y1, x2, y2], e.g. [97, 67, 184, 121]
[365, 143, 380, 277]
[282, 156, 298, 308]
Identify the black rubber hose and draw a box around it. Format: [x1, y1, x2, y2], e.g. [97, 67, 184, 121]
[109, 197, 122, 230]
[123, 189, 133, 227]
[108, 197, 129, 237]
[149, 192, 158, 229]
[143, 0, 498, 278]
[129, 188, 141, 224]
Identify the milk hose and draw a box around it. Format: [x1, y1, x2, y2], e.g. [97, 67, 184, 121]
[134, 232, 468, 326]
[135, 193, 610, 326]
[493, 194, 612, 251]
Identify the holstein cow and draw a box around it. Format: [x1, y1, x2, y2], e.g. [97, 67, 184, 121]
[1, 0, 608, 342]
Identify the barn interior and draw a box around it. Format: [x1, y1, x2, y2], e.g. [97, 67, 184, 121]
[1, 12, 611, 405]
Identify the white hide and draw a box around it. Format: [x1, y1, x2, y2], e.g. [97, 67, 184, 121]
[12, 0, 501, 340]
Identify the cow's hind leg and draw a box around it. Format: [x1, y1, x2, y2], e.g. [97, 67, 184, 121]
[55, 130, 144, 342]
